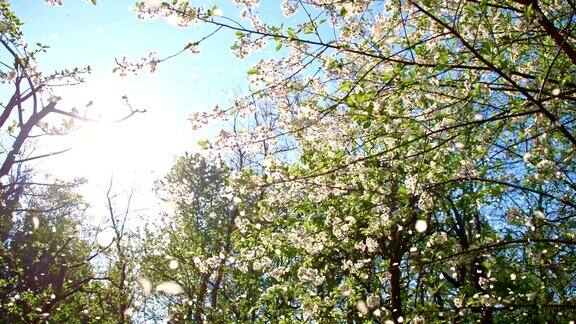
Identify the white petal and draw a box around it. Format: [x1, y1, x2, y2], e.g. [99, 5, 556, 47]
[415, 220, 427, 233]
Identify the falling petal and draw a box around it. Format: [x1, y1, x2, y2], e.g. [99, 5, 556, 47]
[137, 277, 152, 294]
[32, 216, 40, 229]
[156, 281, 184, 295]
[415, 220, 427, 233]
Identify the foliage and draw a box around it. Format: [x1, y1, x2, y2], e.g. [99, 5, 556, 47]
[0, 183, 99, 322]
[139, 153, 264, 322]
[0, 1, 135, 322]
[132, 0, 576, 322]
[2, 0, 576, 322]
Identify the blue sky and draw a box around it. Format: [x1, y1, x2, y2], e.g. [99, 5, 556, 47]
[6, 0, 306, 226]
[8, 0, 269, 220]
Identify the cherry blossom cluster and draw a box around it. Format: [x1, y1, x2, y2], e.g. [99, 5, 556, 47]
[114, 52, 160, 76]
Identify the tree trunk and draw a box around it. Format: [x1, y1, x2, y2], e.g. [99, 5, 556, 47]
[195, 273, 210, 322]
[389, 232, 404, 323]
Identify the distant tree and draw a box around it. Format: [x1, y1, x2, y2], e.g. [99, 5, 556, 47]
[139, 154, 241, 321]
[0, 2, 142, 322]
[85, 181, 142, 323]
[0, 183, 108, 322]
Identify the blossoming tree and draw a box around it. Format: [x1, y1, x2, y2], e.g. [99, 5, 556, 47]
[128, 0, 576, 322]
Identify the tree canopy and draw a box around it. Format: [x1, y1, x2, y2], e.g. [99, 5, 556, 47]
[132, 0, 576, 322]
[1, 0, 576, 322]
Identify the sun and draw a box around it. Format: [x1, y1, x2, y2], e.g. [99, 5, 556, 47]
[37, 76, 185, 184]
[33, 75, 199, 224]
[66, 120, 143, 177]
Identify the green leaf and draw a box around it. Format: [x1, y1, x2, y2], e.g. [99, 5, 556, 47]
[7, 120, 17, 135]
[207, 5, 218, 16]
[304, 22, 314, 34]
[287, 28, 297, 39]
[197, 139, 209, 149]
[340, 80, 353, 92]
[247, 67, 258, 75]
[275, 41, 283, 51]
[525, 4, 534, 21]
[90, 0, 97, 4]
[235, 31, 245, 38]
[227, 107, 238, 116]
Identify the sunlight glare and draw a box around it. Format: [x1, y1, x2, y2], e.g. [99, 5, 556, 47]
[46, 77, 185, 184]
